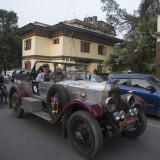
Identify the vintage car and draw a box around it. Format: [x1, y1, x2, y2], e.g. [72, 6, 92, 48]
[9, 61, 147, 159]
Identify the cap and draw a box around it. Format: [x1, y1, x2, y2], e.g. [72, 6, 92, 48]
[42, 64, 49, 67]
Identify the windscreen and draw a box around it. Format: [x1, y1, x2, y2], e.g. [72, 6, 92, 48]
[34, 62, 103, 83]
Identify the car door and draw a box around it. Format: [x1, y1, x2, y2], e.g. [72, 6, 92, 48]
[128, 77, 159, 114]
[112, 77, 129, 95]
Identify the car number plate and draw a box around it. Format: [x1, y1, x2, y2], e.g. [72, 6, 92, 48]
[124, 120, 134, 130]
[119, 114, 136, 132]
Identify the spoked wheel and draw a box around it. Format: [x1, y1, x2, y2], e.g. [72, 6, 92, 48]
[47, 84, 70, 119]
[68, 111, 103, 159]
[11, 92, 24, 118]
[122, 109, 147, 138]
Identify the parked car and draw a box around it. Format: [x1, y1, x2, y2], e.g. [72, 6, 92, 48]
[11, 69, 31, 83]
[9, 61, 147, 158]
[107, 74, 160, 117]
[5, 71, 14, 80]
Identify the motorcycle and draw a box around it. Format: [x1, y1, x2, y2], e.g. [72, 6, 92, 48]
[0, 84, 8, 105]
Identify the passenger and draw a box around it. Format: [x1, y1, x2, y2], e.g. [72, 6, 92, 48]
[55, 64, 62, 75]
[55, 64, 63, 81]
[61, 71, 67, 80]
[36, 64, 54, 82]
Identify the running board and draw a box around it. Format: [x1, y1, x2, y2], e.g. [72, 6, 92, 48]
[33, 111, 52, 121]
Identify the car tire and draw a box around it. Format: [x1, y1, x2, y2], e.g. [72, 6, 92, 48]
[122, 109, 147, 138]
[157, 109, 160, 117]
[46, 84, 70, 119]
[11, 92, 24, 118]
[68, 111, 103, 159]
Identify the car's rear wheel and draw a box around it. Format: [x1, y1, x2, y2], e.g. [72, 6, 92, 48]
[68, 111, 103, 159]
[122, 109, 147, 138]
[11, 92, 24, 118]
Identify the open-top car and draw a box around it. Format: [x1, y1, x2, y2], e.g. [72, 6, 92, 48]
[9, 61, 147, 158]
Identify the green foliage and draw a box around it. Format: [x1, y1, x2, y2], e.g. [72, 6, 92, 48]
[104, 46, 129, 73]
[101, 0, 139, 36]
[102, 0, 158, 73]
[0, 9, 22, 70]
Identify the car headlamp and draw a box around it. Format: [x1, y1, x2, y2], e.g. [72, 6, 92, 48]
[133, 108, 138, 115]
[120, 111, 125, 120]
[103, 97, 116, 113]
[126, 95, 135, 108]
[129, 109, 134, 116]
[113, 112, 121, 121]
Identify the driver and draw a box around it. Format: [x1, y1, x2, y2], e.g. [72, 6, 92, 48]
[36, 64, 54, 82]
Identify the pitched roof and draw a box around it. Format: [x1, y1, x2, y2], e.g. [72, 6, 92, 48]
[13, 22, 123, 43]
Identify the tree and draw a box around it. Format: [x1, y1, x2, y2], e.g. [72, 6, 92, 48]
[102, 0, 159, 73]
[0, 9, 22, 73]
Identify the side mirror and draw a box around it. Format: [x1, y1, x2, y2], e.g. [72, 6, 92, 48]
[146, 86, 155, 92]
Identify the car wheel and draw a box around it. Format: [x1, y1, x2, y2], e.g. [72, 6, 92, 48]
[47, 84, 70, 119]
[11, 92, 24, 118]
[68, 111, 103, 159]
[122, 109, 147, 138]
[157, 109, 160, 117]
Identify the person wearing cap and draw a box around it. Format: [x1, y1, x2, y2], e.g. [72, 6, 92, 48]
[55, 64, 63, 75]
[36, 64, 54, 82]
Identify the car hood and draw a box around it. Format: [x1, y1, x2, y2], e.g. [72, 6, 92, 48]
[57, 80, 113, 91]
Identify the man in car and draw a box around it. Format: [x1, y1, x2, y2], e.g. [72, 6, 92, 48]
[36, 64, 54, 82]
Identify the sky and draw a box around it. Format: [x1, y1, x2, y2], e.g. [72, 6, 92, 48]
[1, 0, 141, 37]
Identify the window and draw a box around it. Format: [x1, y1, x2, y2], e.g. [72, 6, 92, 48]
[98, 45, 106, 55]
[113, 78, 128, 85]
[53, 38, 59, 44]
[149, 76, 160, 87]
[131, 79, 150, 89]
[25, 61, 31, 69]
[81, 41, 90, 53]
[24, 39, 31, 50]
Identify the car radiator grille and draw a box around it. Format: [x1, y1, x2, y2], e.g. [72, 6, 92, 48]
[108, 89, 121, 109]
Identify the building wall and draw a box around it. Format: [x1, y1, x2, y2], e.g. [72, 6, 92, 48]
[50, 36, 64, 56]
[62, 36, 113, 60]
[35, 36, 51, 56]
[22, 36, 36, 56]
[22, 35, 114, 73]
[22, 59, 37, 69]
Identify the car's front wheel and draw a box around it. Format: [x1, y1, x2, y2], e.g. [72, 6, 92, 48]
[122, 109, 147, 138]
[68, 111, 103, 159]
[11, 92, 24, 118]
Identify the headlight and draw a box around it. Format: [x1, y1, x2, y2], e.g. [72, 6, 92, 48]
[114, 112, 120, 121]
[103, 97, 116, 113]
[120, 111, 125, 120]
[126, 95, 135, 108]
[129, 109, 134, 116]
[133, 108, 138, 115]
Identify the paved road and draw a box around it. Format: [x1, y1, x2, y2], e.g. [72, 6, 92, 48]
[0, 85, 160, 160]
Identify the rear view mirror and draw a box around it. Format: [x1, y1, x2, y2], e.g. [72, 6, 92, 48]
[146, 86, 155, 92]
